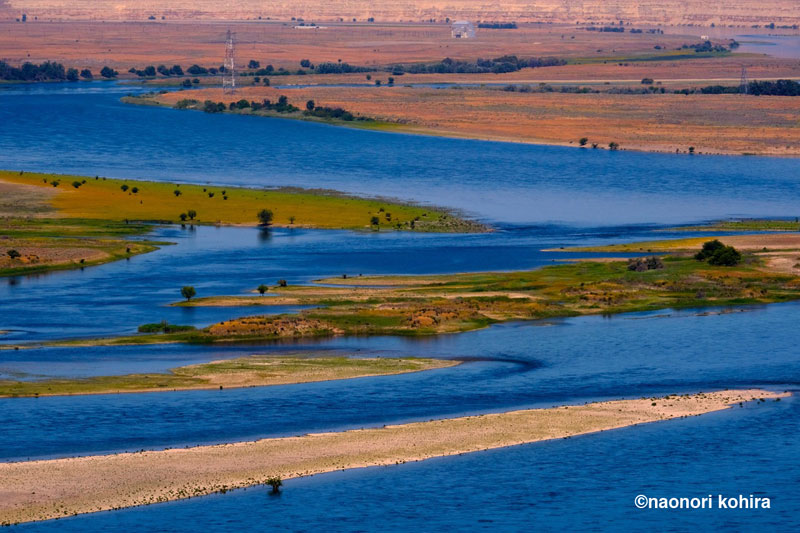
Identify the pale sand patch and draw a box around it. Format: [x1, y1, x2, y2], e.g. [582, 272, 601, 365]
[756, 252, 800, 275]
[717, 233, 800, 251]
[0, 179, 55, 217]
[0, 389, 786, 525]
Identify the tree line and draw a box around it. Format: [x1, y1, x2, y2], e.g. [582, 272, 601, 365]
[394, 55, 567, 75]
[0, 60, 117, 81]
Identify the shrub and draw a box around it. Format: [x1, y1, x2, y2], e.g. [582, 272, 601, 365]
[100, 66, 118, 78]
[257, 284, 269, 295]
[72, 181, 82, 188]
[695, 240, 741, 266]
[609, 142, 620, 151]
[179, 213, 188, 222]
[579, 137, 588, 147]
[138, 321, 197, 333]
[370, 216, 380, 226]
[694, 240, 725, 261]
[187, 210, 197, 220]
[121, 184, 129, 192]
[708, 246, 742, 266]
[7, 249, 21, 259]
[266, 476, 282, 494]
[278, 279, 288, 287]
[627, 256, 664, 272]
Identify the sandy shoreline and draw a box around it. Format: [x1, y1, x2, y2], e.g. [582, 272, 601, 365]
[0, 389, 786, 525]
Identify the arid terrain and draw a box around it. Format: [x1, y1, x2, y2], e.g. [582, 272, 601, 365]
[152, 85, 800, 156]
[3, 1, 799, 25]
[0, 20, 740, 68]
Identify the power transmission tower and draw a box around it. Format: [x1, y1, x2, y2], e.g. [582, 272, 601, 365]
[739, 65, 748, 95]
[223, 29, 236, 94]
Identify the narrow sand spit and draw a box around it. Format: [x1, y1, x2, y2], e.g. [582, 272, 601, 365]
[0, 389, 787, 525]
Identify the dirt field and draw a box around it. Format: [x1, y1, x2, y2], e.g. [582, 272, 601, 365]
[3, 1, 799, 25]
[0, 389, 785, 525]
[154, 86, 800, 156]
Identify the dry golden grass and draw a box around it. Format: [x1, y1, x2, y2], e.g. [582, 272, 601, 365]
[0, 389, 786, 525]
[0, 171, 472, 231]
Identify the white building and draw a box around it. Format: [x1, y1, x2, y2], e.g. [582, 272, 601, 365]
[451, 21, 476, 39]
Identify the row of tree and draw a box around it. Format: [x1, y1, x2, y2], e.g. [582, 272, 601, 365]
[395, 55, 567, 75]
[697, 80, 800, 96]
[0, 61, 117, 81]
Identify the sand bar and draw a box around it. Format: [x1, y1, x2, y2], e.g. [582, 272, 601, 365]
[0, 389, 786, 525]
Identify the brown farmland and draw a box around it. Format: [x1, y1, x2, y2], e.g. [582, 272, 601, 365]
[155, 86, 800, 156]
[3, 1, 799, 25]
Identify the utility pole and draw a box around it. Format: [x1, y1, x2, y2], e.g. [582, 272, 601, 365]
[739, 65, 748, 95]
[223, 29, 236, 94]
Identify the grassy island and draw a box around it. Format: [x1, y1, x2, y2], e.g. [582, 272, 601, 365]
[0, 170, 486, 276]
[32, 233, 800, 348]
[0, 356, 457, 398]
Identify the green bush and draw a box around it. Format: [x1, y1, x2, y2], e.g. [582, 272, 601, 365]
[695, 240, 741, 266]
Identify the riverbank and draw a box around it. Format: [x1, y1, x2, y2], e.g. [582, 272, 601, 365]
[0, 356, 457, 398]
[0, 389, 786, 525]
[142, 85, 800, 156]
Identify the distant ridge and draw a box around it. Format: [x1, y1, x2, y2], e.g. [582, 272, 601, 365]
[2, 1, 799, 26]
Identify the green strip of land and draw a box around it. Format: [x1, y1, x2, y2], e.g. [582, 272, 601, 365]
[33, 236, 800, 348]
[0, 356, 457, 398]
[1, 170, 485, 232]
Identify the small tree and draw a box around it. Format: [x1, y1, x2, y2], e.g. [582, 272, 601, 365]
[609, 142, 620, 151]
[266, 476, 282, 494]
[708, 246, 741, 266]
[72, 181, 82, 188]
[278, 279, 288, 287]
[187, 209, 197, 220]
[7, 249, 21, 260]
[306, 100, 315, 111]
[258, 209, 274, 226]
[694, 240, 725, 261]
[131, 187, 139, 194]
[100, 66, 118, 78]
[257, 284, 269, 295]
[370, 216, 380, 226]
[174, 189, 182, 197]
[688, 146, 695, 154]
[289, 216, 296, 225]
[179, 213, 188, 222]
[121, 184, 129, 192]
[180, 286, 196, 301]
[579, 137, 588, 147]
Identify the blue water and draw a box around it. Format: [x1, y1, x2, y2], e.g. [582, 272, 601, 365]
[2, 303, 798, 461]
[1, 82, 798, 225]
[0, 223, 668, 344]
[2, 82, 800, 530]
[15, 395, 798, 532]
